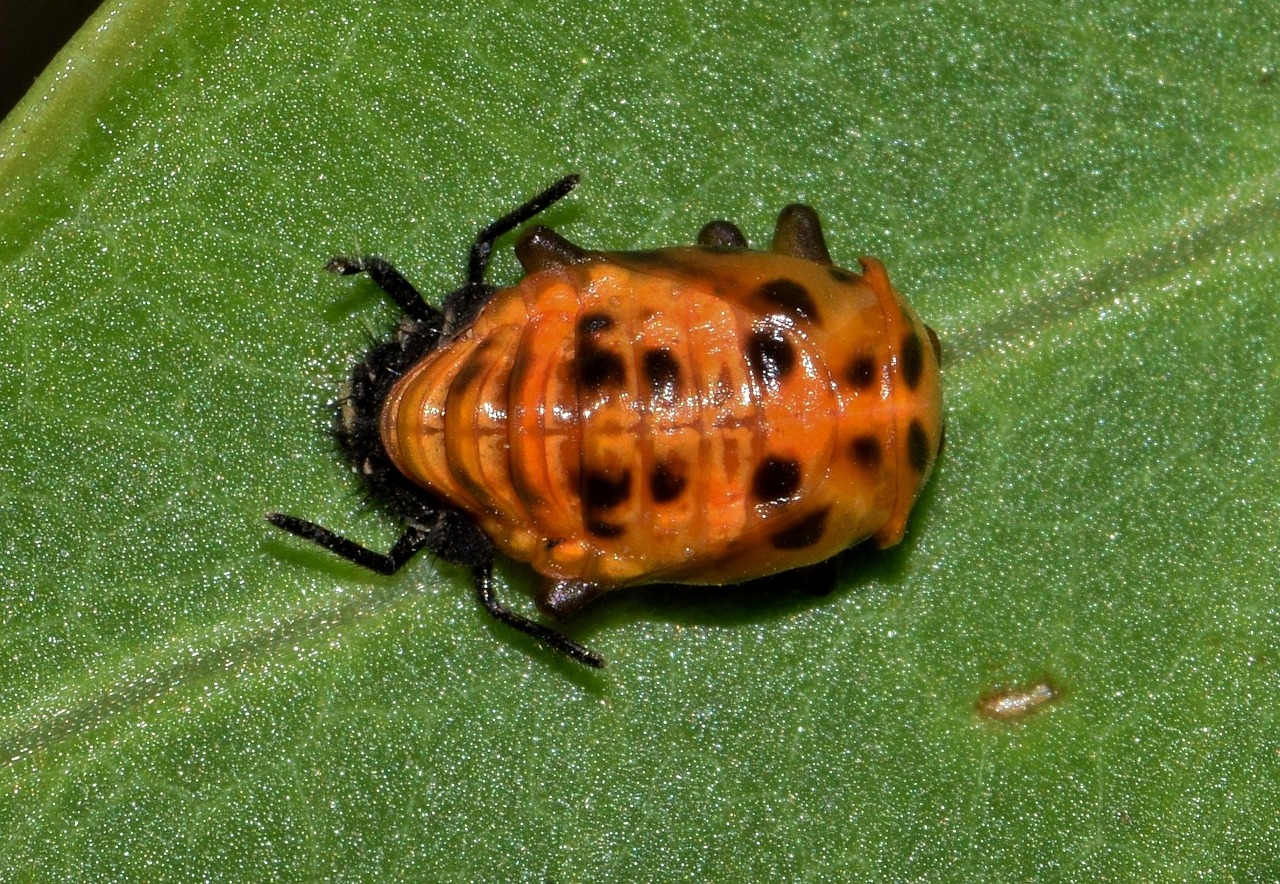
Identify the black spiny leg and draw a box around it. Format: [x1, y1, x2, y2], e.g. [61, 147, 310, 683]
[473, 565, 606, 669]
[266, 513, 431, 575]
[325, 255, 441, 325]
[267, 513, 605, 668]
[444, 174, 581, 335]
[467, 174, 581, 287]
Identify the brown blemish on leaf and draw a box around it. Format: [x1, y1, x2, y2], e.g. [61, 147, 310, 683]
[976, 679, 1060, 722]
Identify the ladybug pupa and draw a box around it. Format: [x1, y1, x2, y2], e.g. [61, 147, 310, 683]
[268, 176, 943, 668]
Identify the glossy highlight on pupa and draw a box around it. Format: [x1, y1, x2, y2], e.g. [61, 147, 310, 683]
[268, 176, 944, 667]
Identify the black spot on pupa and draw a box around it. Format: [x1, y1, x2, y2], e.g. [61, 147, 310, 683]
[449, 336, 496, 383]
[642, 348, 683, 405]
[745, 325, 795, 391]
[845, 354, 877, 390]
[758, 278, 819, 324]
[770, 506, 830, 550]
[828, 266, 857, 283]
[450, 352, 488, 394]
[649, 457, 688, 503]
[908, 420, 930, 473]
[752, 456, 802, 504]
[577, 348, 626, 391]
[507, 330, 538, 398]
[849, 435, 882, 470]
[901, 330, 924, 390]
[576, 312, 625, 393]
[583, 469, 632, 510]
[586, 518, 625, 538]
[577, 312, 614, 336]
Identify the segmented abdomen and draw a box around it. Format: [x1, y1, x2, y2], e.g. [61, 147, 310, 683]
[380, 255, 921, 586]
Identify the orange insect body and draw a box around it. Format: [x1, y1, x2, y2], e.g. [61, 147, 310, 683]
[383, 235, 942, 599]
[270, 177, 943, 666]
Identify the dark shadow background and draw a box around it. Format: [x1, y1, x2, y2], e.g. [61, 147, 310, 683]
[2, 1, 103, 121]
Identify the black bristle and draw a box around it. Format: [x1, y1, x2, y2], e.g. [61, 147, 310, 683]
[334, 313, 444, 522]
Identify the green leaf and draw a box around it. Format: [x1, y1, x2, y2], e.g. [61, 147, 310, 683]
[2, 0, 1278, 879]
